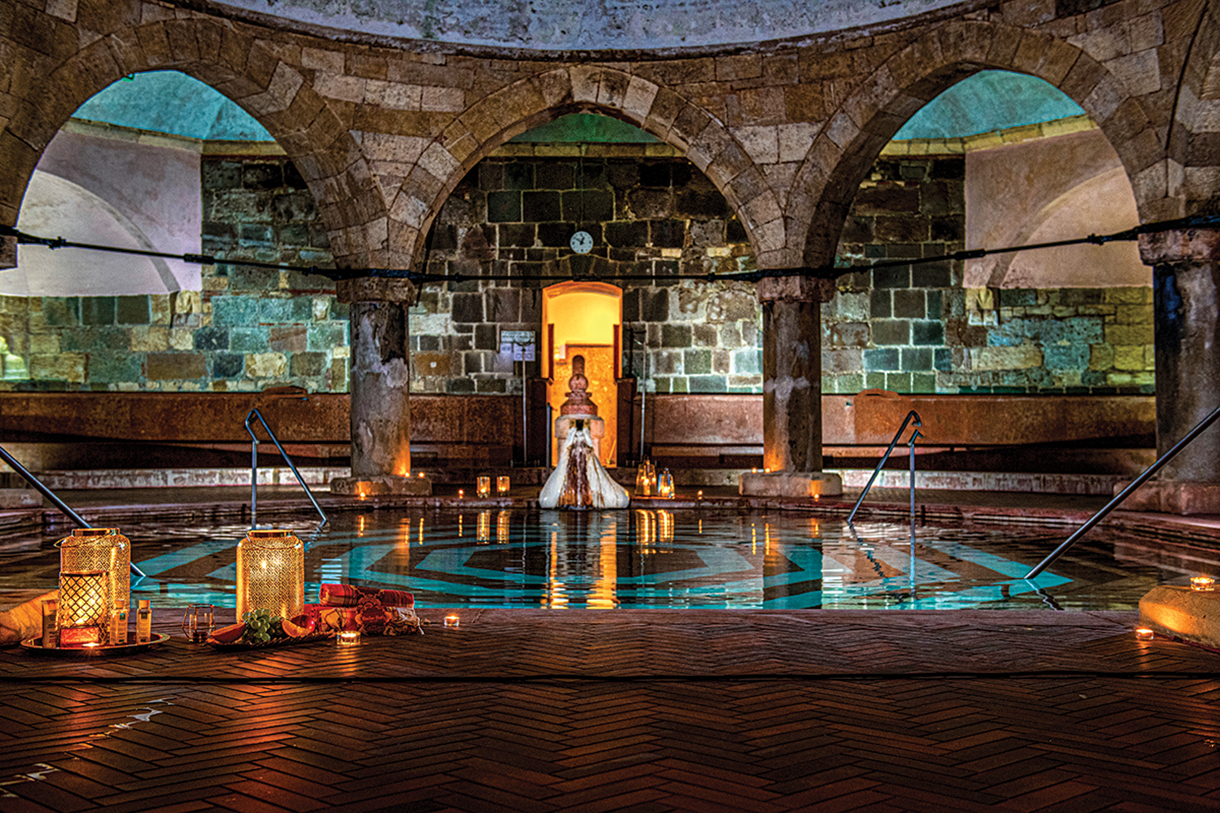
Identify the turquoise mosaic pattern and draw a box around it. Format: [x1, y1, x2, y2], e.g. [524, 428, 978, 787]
[0, 509, 1178, 611]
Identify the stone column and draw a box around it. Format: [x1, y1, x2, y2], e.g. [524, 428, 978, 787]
[740, 274, 843, 498]
[1123, 228, 1220, 513]
[329, 277, 431, 497]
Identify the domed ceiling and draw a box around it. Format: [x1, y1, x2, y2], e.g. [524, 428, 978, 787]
[210, 0, 970, 50]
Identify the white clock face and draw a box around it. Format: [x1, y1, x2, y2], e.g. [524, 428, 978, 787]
[570, 230, 593, 254]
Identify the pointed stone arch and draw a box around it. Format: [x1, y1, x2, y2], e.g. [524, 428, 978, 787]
[788, 19, 1168, 266]
[0, 16, 385, 269]
[1170, 1, 1220, 215]
[384, 65, 794, 270]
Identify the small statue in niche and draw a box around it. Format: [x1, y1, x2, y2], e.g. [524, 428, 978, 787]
[538, 355, 629, 510]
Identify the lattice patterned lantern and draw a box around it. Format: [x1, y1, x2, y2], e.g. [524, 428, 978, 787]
[58, 570, 111, 647]
[58, 527, 130, 613]
[237, 530, 304, 620]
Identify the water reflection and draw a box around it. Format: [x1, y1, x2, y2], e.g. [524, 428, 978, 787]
[0, 508, 1198, 611]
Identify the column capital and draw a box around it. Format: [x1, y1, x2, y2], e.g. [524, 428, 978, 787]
[1139, 227, 1220, 266]
[336, 276, 418, 305]
[756, 274, 836, 304]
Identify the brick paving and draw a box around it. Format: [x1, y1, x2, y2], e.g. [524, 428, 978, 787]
[2, 609, 1219, 812]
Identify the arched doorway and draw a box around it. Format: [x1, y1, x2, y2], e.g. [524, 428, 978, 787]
[542, 281, 622, 467]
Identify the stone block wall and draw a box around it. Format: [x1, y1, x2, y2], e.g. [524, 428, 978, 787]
[0, 138, 1154, 397]
[0, 154, 350, 392]
[410, 143, 763, 395]
[825, 153, 1155, 395]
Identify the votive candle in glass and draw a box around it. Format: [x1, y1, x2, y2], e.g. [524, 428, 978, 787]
[477, 476, 491, 498]
[497, 476, 510, 495]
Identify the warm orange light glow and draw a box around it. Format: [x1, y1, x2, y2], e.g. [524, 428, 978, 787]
[1191, 576, 1215, 592]
[458, 489, 465, 499]
[418, 471, 425, 479]
[543, 282, 622, 467]
[444, 614, 460, 628]
[477, 476, 491, 498]
[696, 490, 703, 500]
[337, 630, 360, 646]
[1135, 628, 1154, 640]
[497, 476, 510, 495]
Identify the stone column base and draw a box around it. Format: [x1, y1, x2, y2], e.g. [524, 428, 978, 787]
[330, 474, 432, 497]
[1115, 479, 1220, 515]
[739, 471, 843, 498]
[1140, 584, 1220, 649]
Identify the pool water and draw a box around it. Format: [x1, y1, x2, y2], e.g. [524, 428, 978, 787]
[0, 508, 1207, 610]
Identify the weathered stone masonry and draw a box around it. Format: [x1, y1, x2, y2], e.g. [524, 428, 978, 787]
[0, 0, 1212, 489]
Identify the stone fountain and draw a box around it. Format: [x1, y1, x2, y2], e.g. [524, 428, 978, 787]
[538, 355, 630, 509]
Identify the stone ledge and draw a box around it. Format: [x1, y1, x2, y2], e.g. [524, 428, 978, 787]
[1115, 479, 1220, 515]
[330, 474, 433, 497]
[0, 489, 40, 509]
[1139, 584, 1220, 650]
[738, 471, 843, 498]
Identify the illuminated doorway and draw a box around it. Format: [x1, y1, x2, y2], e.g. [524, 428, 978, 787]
[542, 282, 622, 467]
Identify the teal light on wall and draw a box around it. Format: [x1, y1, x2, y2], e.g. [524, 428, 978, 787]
[895, 70, 1086, 140]
[510, 113, 659, 143]
[73, 71, 273, 142]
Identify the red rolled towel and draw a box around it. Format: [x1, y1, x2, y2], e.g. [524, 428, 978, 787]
[319, 583, 414, 608]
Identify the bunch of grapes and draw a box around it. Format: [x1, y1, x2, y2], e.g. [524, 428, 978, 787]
[240, 608, 287, 645]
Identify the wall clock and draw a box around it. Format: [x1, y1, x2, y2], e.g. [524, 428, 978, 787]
[570, 230, 593, 254]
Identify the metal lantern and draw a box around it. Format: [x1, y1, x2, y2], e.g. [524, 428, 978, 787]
[497, 476, 510, 495]
[237, 529, 304, 620]
[58, 570, 111, 647]
[58, 528, 130, 613]
[476, 476, 491, 498]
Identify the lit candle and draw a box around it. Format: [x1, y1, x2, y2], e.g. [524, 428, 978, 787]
[1135, 627, 1154, 641]
[696, 490, 703, 500]
[444, 614, 460, 628]
[1191, 576, 1215, 592]
[417, 471, 425, 478]
[337, 630, 360, 647]
[458, 489, 465, 499]
[497, 475, 510, 495]
[477, 476, 491, 498]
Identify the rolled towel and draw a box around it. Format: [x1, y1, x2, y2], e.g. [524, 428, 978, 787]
[0, 591, 56, 647]
[319, 583, 414, 608]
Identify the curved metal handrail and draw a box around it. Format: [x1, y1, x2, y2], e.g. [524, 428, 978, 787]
[0, 443, 146, 577]
[847, 409, 922, 524]
[1025, 401, 1220, 579]
[244, 408, 328, 528]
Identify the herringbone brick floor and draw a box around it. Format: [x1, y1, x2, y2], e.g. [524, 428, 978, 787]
[2, 610, 1219, 812]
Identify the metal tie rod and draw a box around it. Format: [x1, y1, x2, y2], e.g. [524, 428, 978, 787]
[0, 443, 146, 577]
[1025, 402, 1220, 579]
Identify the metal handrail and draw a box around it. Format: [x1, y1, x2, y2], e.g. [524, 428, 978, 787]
[908, 428, 922, 552]
[1025, 401, 1220, 579]
[244, 408, 327, 528]
[0, 443, 146, 577]
[847, 409, 922, 523]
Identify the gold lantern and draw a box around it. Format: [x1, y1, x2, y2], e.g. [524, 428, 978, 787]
[58, 570, 111, 647]
[237, 530, 304, 620]
[58, 527, 130, 613]
[476, 476, 491, 498]
[497, 476, 510, 495]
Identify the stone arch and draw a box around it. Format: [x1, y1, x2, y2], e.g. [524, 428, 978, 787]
[1170, 2, 1220, 214]
[790, 19, 1168, 266]
[385, 65, 792, 270]
[0, 16, 385, 269]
